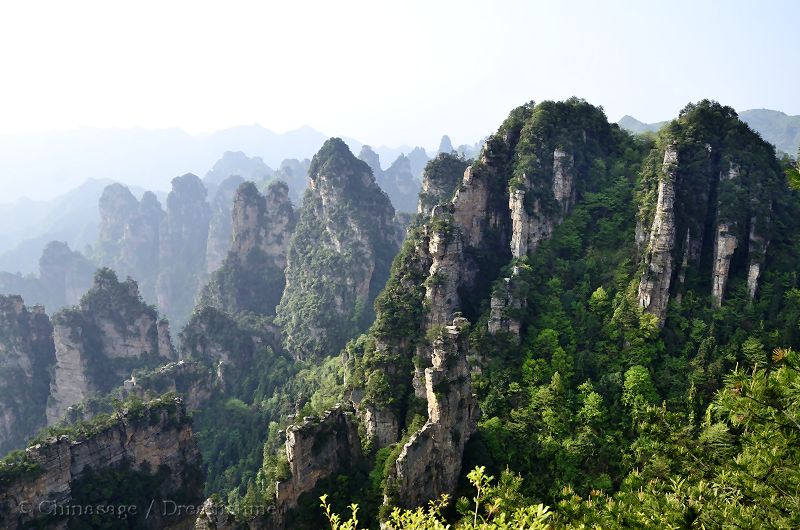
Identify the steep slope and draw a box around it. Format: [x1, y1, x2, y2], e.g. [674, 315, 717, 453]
[259, 99, 627, 525]
[358, 146, 421, 213]
[275, 138, 400, 361]
[636, 101, 783, 323]
[417, 152, 470, 217]
[94, 183, 165, 302]
[46, 269, 177, 424]
[0, 395, 203, 530]
[201, 180, 296, 316]
[0, 296, 55, 454]
[205, 175, 246, 274]
[156, 174, 212, 326]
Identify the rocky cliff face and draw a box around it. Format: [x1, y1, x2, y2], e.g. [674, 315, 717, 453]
[47, 269, 177, 425]
[156, 174, 212, 326]
[0, 296, 55, 455]
[340, 99, 617, 513]
[276, 138, 400, 361]
[95, 184, 165, 302]
[389, 317, 477, 509]
[206, 175, 245, 275]
[635, 102, 782, 323]
[358, 146, 421, 214]
[274, 405, 362, 514]
[0, 397, 203, 530]
[200, 180, 296, 317]
[417, 153, 469, 217]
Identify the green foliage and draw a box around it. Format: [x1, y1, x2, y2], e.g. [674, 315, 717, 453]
[275, 138, 399, 361]
[321, 466, 551, 530]
[0, 449, 42, 485]
[29, 393, 184, 446]
[418, 153, 470, 215]
[50, 269, 171, 395]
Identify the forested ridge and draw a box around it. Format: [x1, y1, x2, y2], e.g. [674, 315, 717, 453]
[290, 100, 800, 528]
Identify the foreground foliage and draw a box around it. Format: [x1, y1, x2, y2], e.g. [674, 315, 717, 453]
[326, 348, 800, 528]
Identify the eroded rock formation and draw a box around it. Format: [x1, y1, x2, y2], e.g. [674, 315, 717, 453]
[0, 296, 55, 454]
[156, 174, 212, 326]
[0, 397, 203, 530]
[389, 317, 477, 508]
[206, 175, 245, 274]
[274, 405, 362, 513]
[635, 102, 782, 323]
[46, 269, 177, 424]
[276, 138, 400, 361]
[200, 180, 296, 317]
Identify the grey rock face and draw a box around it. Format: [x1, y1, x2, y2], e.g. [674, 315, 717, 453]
[200, 180, 296, 317]
[206, 175, 245, 274]
[0, 399, 203, 530]
[0, 296, 55, 454]
[156, 174, 211, 326]
[390, 317, 478, 509]
[95, 184, 165, 302]
[275, 404, 363, 512]
[276, 138, 399, 361]
[46, 270, 176, 425]
[637, 146, 678, 324]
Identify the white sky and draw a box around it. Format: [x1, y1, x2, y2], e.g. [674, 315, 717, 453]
[0, 0, 797, 148]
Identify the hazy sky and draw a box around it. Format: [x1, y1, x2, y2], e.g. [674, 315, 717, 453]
[0, 0, 797, 148]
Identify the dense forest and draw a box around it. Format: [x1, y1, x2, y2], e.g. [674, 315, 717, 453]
[266, 100, 800, 528]
[1, 99, 799, 530]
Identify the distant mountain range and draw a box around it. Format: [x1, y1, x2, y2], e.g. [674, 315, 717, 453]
[0, 125, 441, 203]
[618, 109, 800, 156]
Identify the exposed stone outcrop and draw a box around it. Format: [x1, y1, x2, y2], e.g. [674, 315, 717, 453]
[122, 360, 215, 411]
[95, 184, 165, 302]
[46, 269, 177, 425]
[424, 215, 463, 328]
[156, 174, 212, 326]
[637, 146, 678, 323]
[276, 138, 400, 361]
[275, 404, 363, 512]
[747, 218, 769, 299]
[200, 181, 296, 317]
[0, 397, 203, 530]
[0, 296, 55, 454]
[344, 102, 615, 512]
[389, 317, 477, 509]
[711, 222, 738, 307]
[231, 181, 295, 270]
[635, 102, 783, 322]
[358, 147, 421, 214]
[509, 147, 578, 259]
[417, 153, 469, 217]
[206, 175, 245, 274]
[487, 266, 525, 337]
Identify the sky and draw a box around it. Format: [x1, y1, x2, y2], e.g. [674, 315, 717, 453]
[0, 0, 797, 149]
